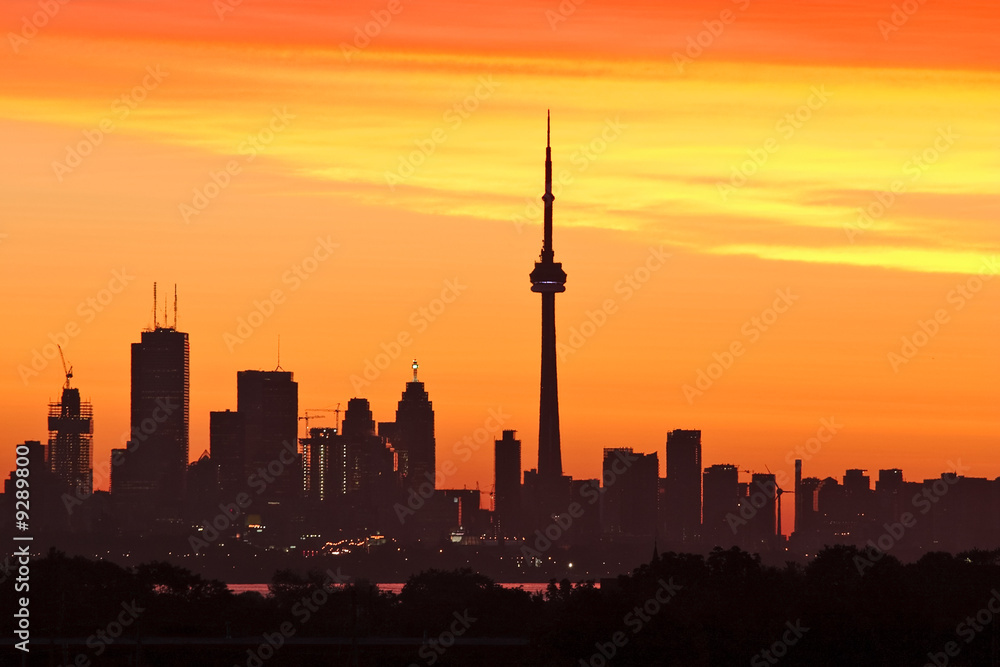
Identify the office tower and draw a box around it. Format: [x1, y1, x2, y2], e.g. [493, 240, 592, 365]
[748, 472, 778, 547]
[47, 376, 94, 494]
[5, 441, 64, 532]
[601, 448, 658, 536]
[702, 464, 739, 546]
[210, 410, 245, 496]
[393, 360, 435, 486]
[666, 429, 702, 542]
[237, 370, 298, 500]
[341, 397, 395, 499]
[875, 468, 904, 527]
[124, 291, 189, 502]
[530, 112, 568, 486]
[494, 430, 522, 539]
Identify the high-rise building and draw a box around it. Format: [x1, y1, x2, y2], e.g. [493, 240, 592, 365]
[237, 370, 298, 500]
[601, 448, 658, 537]
[665, 429, 702, 542]
[210, 409, 245, 496]
[122, 297, 189, 503]
[530, 112, 568, 489]
[493, 430, 522, 539]
[747, 472, 777, 548]
[393, 360, 435, 487]
[340, 397, 395, 499]
[702, 464, 739, 546]
[48, 381, 94, 494]
[301, 427, 338, 501]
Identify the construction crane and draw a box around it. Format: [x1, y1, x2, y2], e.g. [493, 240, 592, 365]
[303, 407, 342, 435]
[304, 405, 342, 432]
[57, 345, 73, 389]
[298, 412, 327, 436]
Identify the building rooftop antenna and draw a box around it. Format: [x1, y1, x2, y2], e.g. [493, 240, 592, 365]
[173, 284, 178, 329]
[276, 335, 283, 371]
[152, 282, 158, 329]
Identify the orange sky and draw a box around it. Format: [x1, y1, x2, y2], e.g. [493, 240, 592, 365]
[1, 0, 998, 532]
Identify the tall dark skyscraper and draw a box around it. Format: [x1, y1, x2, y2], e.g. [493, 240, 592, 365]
[493, 430, 522, 539]
[393, 360, 435, 488]
[47, 372, 94, 494]
[601, 448, 658, 537]
[530, 112, 568, 484]
[666, 429, 702, 542]
[210, 409, 245, 496]
[124, 294, 189, 503]
[237, 370, 298, 500]
[702, 463, 739, 546]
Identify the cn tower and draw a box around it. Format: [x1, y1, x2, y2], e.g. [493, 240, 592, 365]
[530, 111, 567, 482]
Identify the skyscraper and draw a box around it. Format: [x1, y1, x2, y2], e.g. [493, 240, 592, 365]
[530, 112, 568, 489]
[393, 360, 435, 488]
[601, 448, 658, 537]
[702, 464, 739, 546]
[48, 378, 94, 494]
[123, 294, 189, 503]
[237, 370, 298, 500]
[666, 429, 702, 542]
[493, 430, 522, 539]
[210, 409, 245, 496]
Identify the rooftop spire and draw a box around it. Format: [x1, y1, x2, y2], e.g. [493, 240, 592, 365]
[543, 111, 554, 258]
[412, 359, 419, 382]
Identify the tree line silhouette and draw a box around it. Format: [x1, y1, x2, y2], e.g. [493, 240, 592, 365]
[5, 545, 1000, 665]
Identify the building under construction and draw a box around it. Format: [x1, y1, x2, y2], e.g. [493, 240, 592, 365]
[48, 364, 94, 494]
